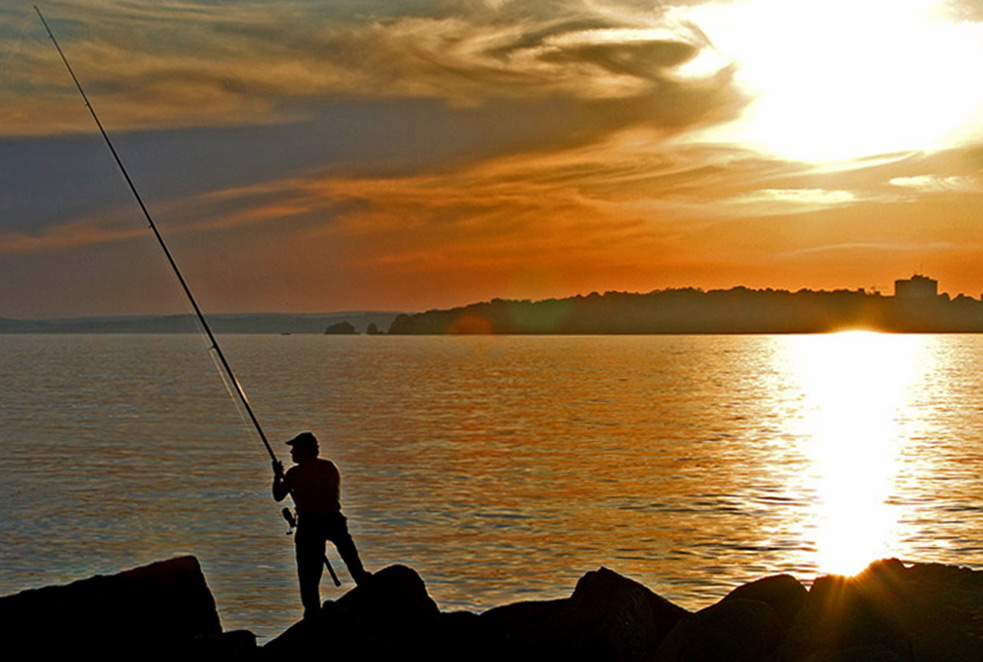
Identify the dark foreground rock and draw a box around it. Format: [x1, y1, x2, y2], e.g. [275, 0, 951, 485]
[652, 573, 810, 661]
[774, 559, 983, 661]
[263, 565, 689, 661]
[656, 597, 786, 662]
[471, 567, 690, 662]
[8, 557, 983, 660]
[263, 565, 446, 659]
[652, 560, 983, 661]
[723, 573, 809, 631]
[0, 555, 255, 656]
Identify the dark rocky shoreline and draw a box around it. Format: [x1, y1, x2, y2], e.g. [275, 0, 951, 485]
[3, 556, 983, 660]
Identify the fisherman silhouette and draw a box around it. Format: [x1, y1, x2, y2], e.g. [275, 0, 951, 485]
[273, 431, 371, 617]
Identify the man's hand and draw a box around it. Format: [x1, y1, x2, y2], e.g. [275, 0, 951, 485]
[272, 460, 289, 501]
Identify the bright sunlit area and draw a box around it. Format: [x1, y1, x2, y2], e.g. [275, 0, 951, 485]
[679, 0, 983, 161]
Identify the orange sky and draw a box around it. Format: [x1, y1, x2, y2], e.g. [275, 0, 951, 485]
[2, 0, 983, 317]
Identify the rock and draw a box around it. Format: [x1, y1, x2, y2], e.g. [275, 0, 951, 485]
[724, 574, 808, 630]
[263, 565, 447, 660]
[655, 598, 785, 662]
[799, 645, 906, 662]
[477, 598, 571, 660]
[564, 567, 692, 660]
[882, 560, 983, 661]
[336, 563, 444, 644]
[442, 610, 486, 657]
[772, 558, 983, 661]
[776, 561, 911, 661]
[0, 556, 230, 656]
[474, 567, 690, 662]
[188, 630, 259, 657]
[324, 321, 356, 334]
[17, 556, 983, 660]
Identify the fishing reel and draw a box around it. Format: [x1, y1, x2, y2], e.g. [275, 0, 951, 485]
[281, 507, 298, 535]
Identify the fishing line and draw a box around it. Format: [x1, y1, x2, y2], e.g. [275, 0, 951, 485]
[35, 5, 277, 463]
[208, 339, 259, 440]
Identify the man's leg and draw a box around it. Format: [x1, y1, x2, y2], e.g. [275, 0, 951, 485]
[295, 523, 325, 617]
[327, 514, 371, 585]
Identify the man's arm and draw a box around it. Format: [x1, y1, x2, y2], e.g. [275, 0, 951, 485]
[272, 461, 290, 502]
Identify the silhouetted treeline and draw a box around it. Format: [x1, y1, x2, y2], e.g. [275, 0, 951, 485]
[387, 288, 983, 334]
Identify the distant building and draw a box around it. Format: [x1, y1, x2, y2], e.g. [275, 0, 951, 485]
[894, 274, 938, 298]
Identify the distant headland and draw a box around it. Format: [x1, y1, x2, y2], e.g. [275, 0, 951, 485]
[0, 312, 400, 335]
[6, 275, 983, 335]
[388, 275, 983, 335]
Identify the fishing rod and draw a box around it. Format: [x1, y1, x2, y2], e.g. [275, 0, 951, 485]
[35, 6, 276, 464]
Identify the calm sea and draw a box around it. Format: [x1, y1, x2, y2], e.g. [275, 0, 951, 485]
[2, 333, 983, 641]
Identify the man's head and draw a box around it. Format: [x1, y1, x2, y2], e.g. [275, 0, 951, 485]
[286, 432, 319, 462]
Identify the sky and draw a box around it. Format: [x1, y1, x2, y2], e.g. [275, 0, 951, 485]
[2, 0, 983, 318]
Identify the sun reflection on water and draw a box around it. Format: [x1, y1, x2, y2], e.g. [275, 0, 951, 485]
[784, 331, 931, 576]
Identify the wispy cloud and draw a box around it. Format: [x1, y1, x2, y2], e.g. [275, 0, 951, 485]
[3, 0, 742, 137]
[0, 209, 144, 255]
[777, 241, 967, 258]
[889, 174, 983, 194]
[0, 124, 862, 258]
[720, 188, 858, 215]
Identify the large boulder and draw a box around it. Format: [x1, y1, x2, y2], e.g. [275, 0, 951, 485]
[775, 558, 983, 661]
[475, 567, 690, 661]
[0, 556, 238, 655]
[776, 560, 911, 661]
[655, 597, 785, 662]
[476, 598, 570, 659]
[563, 567, 692, 660]
[723, 574, 808, 631]
[799, 645, 907, 662]
[263, 564, 446, 659]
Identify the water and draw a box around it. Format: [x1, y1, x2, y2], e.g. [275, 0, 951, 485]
[3, 332, 983, 641]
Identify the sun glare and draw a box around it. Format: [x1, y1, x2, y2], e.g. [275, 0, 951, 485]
[785, 331, 928, 576]
[679, 0, 983, 161]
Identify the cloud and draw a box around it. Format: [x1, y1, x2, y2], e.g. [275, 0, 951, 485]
[7, 125, 983, 314]
[777, 241, 966, 258]
[0, 123, 823, 259]
[2, 0, 742, 138]
[940, 0, 983, 21]
[307, 128, 770, 232]
[720, 188, 858, 215]
[0, 209, 145, 255]
[889, 175, 983, 193]
[0, 172, 332, 257]
[71, 126, 729, 281]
